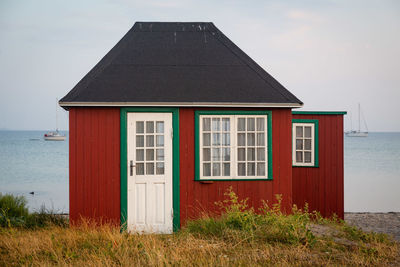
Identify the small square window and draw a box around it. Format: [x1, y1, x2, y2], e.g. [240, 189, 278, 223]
[292, 120, 318, 167]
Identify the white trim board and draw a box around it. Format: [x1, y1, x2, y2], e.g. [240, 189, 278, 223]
[59, 102, 303, 108]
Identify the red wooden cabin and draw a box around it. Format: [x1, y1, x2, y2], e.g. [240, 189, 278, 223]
[60, 22, 345, 233]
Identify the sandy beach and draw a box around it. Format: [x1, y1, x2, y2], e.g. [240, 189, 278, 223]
[345, 212, 400, 241]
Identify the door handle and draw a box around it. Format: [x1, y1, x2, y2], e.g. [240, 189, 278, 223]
[130, 160, 136, 176]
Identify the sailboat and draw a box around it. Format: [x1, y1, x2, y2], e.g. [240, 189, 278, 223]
[345, 103, 368, 137]
[44, 98, 66, 141]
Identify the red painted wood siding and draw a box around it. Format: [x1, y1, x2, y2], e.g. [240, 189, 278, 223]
[69, 108, 121, 224]
[179, 108, 293, 226]
[292, 114, 344, 219]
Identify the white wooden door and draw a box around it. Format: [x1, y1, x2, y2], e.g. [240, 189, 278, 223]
[127, 113, 173, 233]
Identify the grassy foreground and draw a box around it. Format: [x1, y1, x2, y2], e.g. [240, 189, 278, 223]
[0, 190, 399, 266]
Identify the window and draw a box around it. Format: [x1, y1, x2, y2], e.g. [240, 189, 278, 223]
[135, 120, 165, 175]
[292, 120, 318, 167]
[196, 111, 271, 180]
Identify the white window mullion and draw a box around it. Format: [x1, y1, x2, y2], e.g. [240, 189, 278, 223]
[231, 115, 237, 179]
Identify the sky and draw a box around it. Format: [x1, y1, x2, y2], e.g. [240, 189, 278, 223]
[0, 0, 399, 131]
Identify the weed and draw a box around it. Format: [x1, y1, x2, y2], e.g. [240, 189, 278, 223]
[0, 193, 68, 228]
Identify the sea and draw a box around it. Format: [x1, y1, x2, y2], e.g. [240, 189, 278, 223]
[0, 131, 399, 213]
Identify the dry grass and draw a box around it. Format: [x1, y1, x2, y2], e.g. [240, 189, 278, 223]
[0, 223, 398, 266]
[0, 190, 398, 266]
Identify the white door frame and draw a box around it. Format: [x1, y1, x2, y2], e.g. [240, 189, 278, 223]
[127, 112, 173, 233]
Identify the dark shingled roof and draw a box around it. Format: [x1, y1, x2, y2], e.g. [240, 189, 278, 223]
[60, 22, 302, 107]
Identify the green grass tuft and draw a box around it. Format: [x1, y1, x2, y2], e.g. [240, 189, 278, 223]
[185, 187, 317, 247]
[0, 193, 68, 228]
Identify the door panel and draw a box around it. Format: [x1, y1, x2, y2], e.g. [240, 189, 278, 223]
[127, 113, 173, 233]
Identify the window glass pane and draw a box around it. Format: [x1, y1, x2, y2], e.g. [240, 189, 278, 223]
[212, 148, 221, 161]
[146, 121, 154, 133]
[203, 133, 211, 146]
[136, 163, 144, 175]
[238, 163, 246, 176]
[237, 133, 246, 146]
[156, 149, 164, 161]
[146, 163, 154, 175]
[156, 121, 164, 133]
[247, 133, 255, 146]
[305, 127, 312, 138]
[222, 148, 230, 161]
[203, 148, 211, 161]
[146, 135, 154, 147]
[212, 118, 220, 131]
[223, 163, 230, 176]
[203, 118, 211, 131]
[156, 135, 164, 147]
[247, 118, 255, 131]
[237, 118, 245, 131]
[238, 148, 246, 161]
[136, 135, 144, 147]
[136, 149, 144, 161]
[256, 148, 265, 161]
[296, 139, 303, 150]
[305, 139, 312, 150]
[304, 152, 312, 163]
[136, 122, 144, 133]
[256, 118, 265, 131]
[257, 133, 265, 146]
[146, 149, 154, 161]
[247, 148, 255, 161]
[222, 118, 230, 131]
[296, 151, 303, 163]
[156, 162, 164, 175]
[212, 133, 220, 146]
[203, 163, 211, 176]
[212, 163, 221, 176]
[296, 126, 303, 137]
[247, 163, 255, 176]
[257, 163, 265, 176]
[222, 133, 230, 146]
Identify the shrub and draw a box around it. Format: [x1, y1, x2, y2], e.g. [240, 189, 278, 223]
[0, 193, 29, 227]
[0, 194, 68, 228]
[185, 187, 316, 247]
[25, 206, 69, 229]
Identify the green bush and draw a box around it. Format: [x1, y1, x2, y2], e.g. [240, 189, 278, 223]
[25, 206, 68, 229]
[184, 187, 316, 247]
[0, 193, 29, 227]
[0, 193, 68, 228]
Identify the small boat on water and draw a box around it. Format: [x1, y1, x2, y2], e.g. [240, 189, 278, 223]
[345, 103, 368, 137]
[44, 130, 66, 141]
[345, 130, 368, 137]
[44, 98, 66, 141]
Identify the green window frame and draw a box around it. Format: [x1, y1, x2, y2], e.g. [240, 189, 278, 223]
[195, 110, 273, 181]
[292, 119, 319, 167]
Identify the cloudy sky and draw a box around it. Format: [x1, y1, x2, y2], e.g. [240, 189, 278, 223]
[0, 0, 399, 131]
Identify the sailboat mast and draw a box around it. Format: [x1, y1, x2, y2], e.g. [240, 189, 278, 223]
[56, 98, 58, 131]
[358, 103, 360, 132]
[350, 112, 353, 131]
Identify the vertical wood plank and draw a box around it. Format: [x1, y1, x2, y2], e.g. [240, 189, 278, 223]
[292, 114, 345, 219]
[69, 108, 120, 225]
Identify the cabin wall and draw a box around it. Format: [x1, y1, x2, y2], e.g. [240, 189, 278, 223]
[69, 107, 121, 224]
[292, 114, 344, 219]
[179, 108, 293, 226]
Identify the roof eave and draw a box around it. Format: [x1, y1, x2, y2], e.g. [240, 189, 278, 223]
[59, 101, 303, 110]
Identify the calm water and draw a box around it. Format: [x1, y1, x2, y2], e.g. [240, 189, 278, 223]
[344, 132, 400, 212]
[0, 131, 68, 212]
[0, 131, 399, 213]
